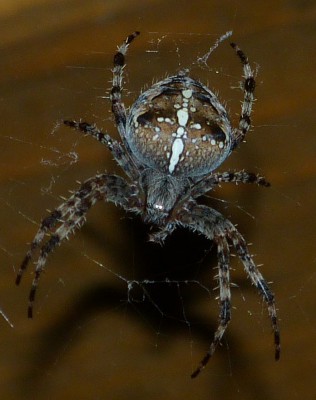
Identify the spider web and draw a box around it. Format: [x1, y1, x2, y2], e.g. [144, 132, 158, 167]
[1, 31, 289, 387]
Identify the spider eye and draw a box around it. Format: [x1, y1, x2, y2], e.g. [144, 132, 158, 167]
[153, 203, 164, 211]
[127, 75, 232, 177]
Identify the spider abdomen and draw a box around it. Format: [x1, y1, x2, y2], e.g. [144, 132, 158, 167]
[127, 75, 232, 177]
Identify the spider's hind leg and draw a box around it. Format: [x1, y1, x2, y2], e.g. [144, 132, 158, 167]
[111, 31, 140, 138]
[230, 42, 256, 149]
[63, 120, 140, 179]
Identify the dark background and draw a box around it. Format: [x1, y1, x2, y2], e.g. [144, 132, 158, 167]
[1, 0, 315, 399]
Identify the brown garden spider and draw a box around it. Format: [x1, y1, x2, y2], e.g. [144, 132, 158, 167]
[16, 31, 280, 378]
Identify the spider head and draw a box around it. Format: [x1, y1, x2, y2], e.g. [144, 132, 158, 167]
[127, 75, 233, 180]
[141, 169, 189, 224]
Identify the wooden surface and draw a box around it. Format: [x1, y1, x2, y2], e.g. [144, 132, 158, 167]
[1, 0, 316, 399]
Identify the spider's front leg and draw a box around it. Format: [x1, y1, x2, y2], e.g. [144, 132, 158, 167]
[228, 228, 280, 358]
[177, 203, 280, 378]
[191, 235, 231, 378]
[16, 174, 140, 318]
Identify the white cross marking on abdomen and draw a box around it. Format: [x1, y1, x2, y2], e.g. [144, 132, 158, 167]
[168, 90, 192, 174]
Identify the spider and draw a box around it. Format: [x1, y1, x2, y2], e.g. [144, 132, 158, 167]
[16, 31, 280, 378]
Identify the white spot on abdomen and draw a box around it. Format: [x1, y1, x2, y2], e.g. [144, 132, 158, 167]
[169, 138, 184, 173]
[177, 109, 189, 126]
[182, 89, 193, 99]
[191, 123, 202, 130]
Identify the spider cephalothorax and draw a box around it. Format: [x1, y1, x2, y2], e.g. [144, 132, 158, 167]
[16, 31, 280, 378]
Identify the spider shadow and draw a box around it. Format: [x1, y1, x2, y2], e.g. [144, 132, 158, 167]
[18, 204, 275, 399]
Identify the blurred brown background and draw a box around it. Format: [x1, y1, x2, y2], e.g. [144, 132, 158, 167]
[1, 0, 316, 399]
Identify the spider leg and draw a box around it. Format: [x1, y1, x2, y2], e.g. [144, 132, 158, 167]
[111, 32, 140, 143]
[63, 120, 140, 179]
[191, 236, 231, 378]
[212, 171, 270, 186]
[230, 42, 256, 149]
[191, 170, 270, 199]
[16, 174, 140, 317]
[227, 228, 280, 359]
[176, 203, 280, 376]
